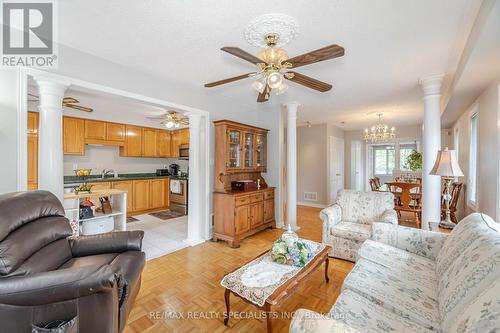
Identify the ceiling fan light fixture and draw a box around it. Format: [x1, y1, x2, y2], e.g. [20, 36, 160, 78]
[174, 123, 180, 129]
[267, 71, 283, 89]
[165, 120, 174, 129]
[275, 83, 288, 95]
[252, 79, 265, 92]
[256, 47, 288, 64]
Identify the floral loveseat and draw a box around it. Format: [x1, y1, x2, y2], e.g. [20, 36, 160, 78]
[320, 190, 397, 261]
[290, 213, 500, 333]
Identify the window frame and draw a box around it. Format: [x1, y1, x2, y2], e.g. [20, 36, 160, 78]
[371, 144, 396, 176]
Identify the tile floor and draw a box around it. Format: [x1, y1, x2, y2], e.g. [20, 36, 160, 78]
[126, 213, 188, 260]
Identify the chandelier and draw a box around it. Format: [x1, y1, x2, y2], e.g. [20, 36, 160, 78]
[364, 113, 396, 143]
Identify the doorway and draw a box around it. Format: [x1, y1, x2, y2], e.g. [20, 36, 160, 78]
[329, 136, 345, 204]
[351, 140, 363, 191]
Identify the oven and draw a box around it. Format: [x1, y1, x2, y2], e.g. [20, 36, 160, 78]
[169, 178, 188, 214]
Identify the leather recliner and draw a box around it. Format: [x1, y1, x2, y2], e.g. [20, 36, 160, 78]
[0, 190, 145, 332]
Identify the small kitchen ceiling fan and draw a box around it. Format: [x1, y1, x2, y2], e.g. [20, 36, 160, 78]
[28, 93, 94, 112]
[147, 111, 189, 129]
[204, 33, 345, 102]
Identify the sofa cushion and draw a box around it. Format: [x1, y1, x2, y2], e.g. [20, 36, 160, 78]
[448, 278, 500, 333]
[59, 253, 118, 269]
[336, 190, 394, 224]
[329, 289, 436, 333]
[331, 222, 372, 242]
[437, 213, 500, 332]
[359, 239, 436, 271]
[342, 258, 441, 331]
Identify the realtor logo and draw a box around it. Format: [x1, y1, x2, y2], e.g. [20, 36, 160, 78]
[1, 1, 57, 67]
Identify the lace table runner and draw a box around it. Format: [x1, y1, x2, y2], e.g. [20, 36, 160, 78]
[221, 239, 326, 307]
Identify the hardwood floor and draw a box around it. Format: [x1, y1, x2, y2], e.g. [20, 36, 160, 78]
[124, 205, 354, 333]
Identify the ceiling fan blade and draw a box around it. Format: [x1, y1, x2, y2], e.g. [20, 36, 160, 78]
[257, 86, 271, 103]
[285, 72, 332, 92]
[63, 97, 79, 104]
[64, 104, 93, 112]
[221, 47, 264, 65]
[285, 44, 344, 69]
[205, 72, 256, 87]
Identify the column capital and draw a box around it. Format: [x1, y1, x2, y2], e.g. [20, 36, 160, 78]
[419, 74, 444, 96]
[34, 76, 69, 97]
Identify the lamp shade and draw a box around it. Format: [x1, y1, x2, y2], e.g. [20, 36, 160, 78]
[430, 148, 464, 177]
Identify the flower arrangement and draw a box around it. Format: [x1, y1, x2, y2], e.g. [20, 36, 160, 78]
[271, 237, 313, 267]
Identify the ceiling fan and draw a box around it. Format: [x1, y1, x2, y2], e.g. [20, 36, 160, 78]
[147, 111, 189, 129]
[204, 33, 344, 102]
[28, 93, 94, 112]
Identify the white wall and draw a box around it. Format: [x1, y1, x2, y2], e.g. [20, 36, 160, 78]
[297, 124, 328, 206]
[0, 69, 22, 194]
[451, 81, 500, 220]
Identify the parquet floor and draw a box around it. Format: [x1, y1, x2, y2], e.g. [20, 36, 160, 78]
[124, 206, 354, 333]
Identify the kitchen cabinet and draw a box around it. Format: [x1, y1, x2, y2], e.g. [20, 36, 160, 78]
[234, 205, 250, 234]
[133, 180, 150, 211]
[170, 128, 189, 157]
[157, 130, 171, 157]
[250, 202, 264, 227]
[87, 182, 112, 191]
[178, 128, 190, 145]
[84, 120, 106, 140]
[149, 178, 165, 209]
[106, 122, 125, 142]
[121, 125, 143, 157]
[112, 181, 134, 213]
[63, 117, 85, 155]
[27, 112, 38, 190]
[142, 128, 158, 157]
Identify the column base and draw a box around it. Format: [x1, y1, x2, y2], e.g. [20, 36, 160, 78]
[183, 238, 205, 247]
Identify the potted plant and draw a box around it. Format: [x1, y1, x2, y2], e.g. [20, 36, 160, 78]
[405, 150, 422, 172]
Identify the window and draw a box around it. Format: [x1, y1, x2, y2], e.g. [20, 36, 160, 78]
[373, 145, 395, 175]
[468, 112, 478, 206]
[399, 143, 418, 171]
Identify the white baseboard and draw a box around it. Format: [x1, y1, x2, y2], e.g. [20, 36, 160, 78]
[297, 201, 328, 208]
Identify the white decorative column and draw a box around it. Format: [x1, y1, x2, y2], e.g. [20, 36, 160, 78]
[285, 103, 299, 230]
[419, 74, 444, 230]
[35, 77, 68, 202]
[184, 112, 205, 246]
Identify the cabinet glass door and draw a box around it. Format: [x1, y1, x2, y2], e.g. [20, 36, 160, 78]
[256, 134, 267, 169]
[227, 129, 241, 168]
[243, 132, 254, 168]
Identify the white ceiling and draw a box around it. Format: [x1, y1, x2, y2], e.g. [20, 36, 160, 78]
[55, 0, 479, 130]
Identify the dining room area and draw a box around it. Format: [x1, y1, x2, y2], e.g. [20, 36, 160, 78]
[367, 142, 464, 230]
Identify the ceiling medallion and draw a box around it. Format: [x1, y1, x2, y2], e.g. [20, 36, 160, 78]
[364, 113, 396, 143]
[244, 14, 299, 48]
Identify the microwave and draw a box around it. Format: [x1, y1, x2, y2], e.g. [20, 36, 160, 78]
[179, 144, 189, 160]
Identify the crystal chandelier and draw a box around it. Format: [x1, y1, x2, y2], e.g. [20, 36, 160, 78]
[364, 113, 396, 143]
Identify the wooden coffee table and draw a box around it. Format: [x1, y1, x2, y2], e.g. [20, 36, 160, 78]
[222, 242, 331, 332]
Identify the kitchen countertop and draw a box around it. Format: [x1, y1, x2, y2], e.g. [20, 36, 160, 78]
[64, 173, 171, 185]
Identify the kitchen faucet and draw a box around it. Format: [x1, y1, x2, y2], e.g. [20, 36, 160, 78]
[101, 169, 114, 179]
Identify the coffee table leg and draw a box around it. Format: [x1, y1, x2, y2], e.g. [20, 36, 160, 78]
[224, 289, 230, 326]
[324, 257, 330, 283]
[265, 303, 273, 333]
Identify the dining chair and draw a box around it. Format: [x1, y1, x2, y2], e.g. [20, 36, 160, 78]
[389, 182, 422, 228]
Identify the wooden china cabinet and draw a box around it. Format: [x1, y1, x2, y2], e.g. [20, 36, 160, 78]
[213, 120, 274, 248]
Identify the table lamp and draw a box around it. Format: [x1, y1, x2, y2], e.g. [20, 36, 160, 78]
[430, 147, 464, 229]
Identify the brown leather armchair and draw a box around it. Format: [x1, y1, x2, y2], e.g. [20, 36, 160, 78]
[0, 191, 145, 332]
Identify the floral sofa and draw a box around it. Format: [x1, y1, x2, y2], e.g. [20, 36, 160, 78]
[290, 212, 500, 333]
[320, 190, 398, 261]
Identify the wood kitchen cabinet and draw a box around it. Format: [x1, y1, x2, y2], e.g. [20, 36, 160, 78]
[142, 128, 158, 157]
[106, 122, 125, 142]
[84, 120, 106, 140]
[87, 182, 112, 191]
[120, 125, 143, 157]
[157, 130, 172, 157]
[112, 181, 134, 213]
[63, 117, 85, 155]
[170, 128, 189, 157]
[133, 180, 150, 211]
[149, 178, 165, 209]
[234, 206, 250, 234]
[27, 112, 38, 190]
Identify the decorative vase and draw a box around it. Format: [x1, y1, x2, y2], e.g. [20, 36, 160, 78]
[281, 224, 299, 247]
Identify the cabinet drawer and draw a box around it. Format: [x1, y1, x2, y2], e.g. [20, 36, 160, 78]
[250, 193, 263, 203]
[264, 191, 274, 200]
[235, 196, 250, 207]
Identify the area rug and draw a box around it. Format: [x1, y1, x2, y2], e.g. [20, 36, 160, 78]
[126, 216, 139, 223]
[148, 209, 185, 220]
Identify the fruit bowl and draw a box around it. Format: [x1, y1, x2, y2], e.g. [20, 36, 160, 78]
[75, 169, 92, 177]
